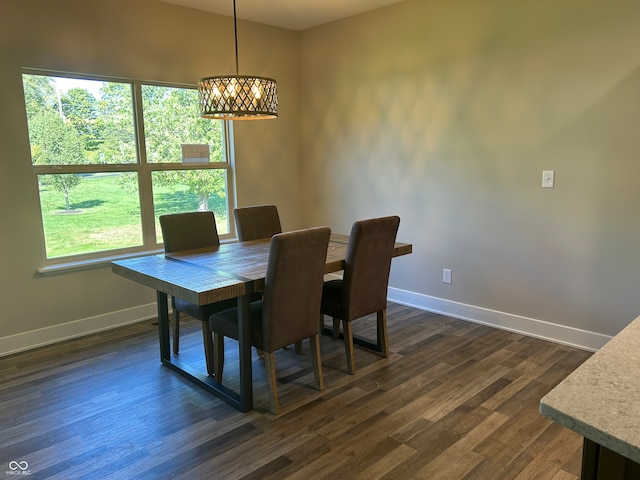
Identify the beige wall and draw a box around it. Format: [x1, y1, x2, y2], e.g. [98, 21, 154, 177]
[2, 0, 639, 354]
[0, 0, 300, 344]
[300, 0, 640, 338]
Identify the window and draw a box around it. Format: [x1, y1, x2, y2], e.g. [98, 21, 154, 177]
[22, 72, 233, 264]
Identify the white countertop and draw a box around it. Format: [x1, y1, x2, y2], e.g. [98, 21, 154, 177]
[540, 315, 640, 464]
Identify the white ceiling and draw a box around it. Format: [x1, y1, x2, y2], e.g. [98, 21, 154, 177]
[159, 0, 406, 31]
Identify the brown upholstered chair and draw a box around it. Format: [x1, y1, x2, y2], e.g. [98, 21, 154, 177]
[209, 226, 331, 414]
[320, 216, 400, 374]
[234, 204, 282, 241]
[234, 204, 285, 354]
[159, 211, 236, 376]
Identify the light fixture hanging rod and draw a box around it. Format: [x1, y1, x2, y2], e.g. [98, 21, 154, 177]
[197, 0, 278, 119]
[233, 0, 239, 75]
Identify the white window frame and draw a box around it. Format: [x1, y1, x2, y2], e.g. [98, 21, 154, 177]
[22, 70, 236, 274]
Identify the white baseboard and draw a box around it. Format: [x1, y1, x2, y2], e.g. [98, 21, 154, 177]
[0, 303, 157, 358]
[387, 287, 610, 352]
[1, 288, 610, 358]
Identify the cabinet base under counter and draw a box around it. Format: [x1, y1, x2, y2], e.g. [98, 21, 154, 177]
[581, 438, 640, 480]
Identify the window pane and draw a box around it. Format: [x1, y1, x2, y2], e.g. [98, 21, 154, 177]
[38, 173, 143, 258]
[152, 169, 229, 243]
[141, 85, 225, 164]
[23, 74, 137, 166]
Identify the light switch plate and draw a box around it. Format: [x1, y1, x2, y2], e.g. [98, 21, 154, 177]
[443, 268, 452, 284]
[542, 170, 555, 188]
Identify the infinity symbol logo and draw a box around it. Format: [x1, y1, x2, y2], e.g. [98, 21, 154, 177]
[8, 460, 29, 470]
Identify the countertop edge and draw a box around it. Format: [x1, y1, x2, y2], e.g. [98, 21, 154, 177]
[539, 314, 640, 465]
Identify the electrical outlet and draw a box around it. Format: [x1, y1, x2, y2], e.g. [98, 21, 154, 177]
[443, 268, 452, 284]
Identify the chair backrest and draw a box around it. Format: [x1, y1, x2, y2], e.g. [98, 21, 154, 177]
[159, 211, 220, 253]
[261, 226, 331, 352]
[343, 216, 400, 321]
[234, 205, 282, 241]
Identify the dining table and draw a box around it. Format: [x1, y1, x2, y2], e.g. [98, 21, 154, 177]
[111, 232, 412, 412]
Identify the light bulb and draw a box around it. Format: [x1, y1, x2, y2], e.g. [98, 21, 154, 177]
[251, 80, 262, 99]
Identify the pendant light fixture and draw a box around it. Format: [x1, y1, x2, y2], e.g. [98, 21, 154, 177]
[198, 0, 278, 120]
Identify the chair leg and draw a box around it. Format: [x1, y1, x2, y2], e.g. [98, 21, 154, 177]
[332, 317, 340, 339]
[264, 352, 280, 415]
[172, 300, 180, 354]
[377, 309, 389, 358]
[295, 341, 302, 354]
[309, 334, 324, 391]
[214, 333, 224, 383]
[201, 321, 215, 376]
[343, 320, 356, 374]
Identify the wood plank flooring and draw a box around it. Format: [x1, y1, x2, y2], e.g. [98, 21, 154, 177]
[0, 303, 592, 479]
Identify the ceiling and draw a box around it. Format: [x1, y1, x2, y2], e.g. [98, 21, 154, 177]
[159, 0, 406, 31]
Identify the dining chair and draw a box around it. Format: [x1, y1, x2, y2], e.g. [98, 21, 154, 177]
[209, 226, 331, 414]
[234, 204, 284, 355]
[320, 215, 400, 374]
[159, 211, 236, 376]
[234, 204, 282, 241]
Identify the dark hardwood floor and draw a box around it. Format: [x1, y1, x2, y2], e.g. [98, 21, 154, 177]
[0, 303, 591, 479]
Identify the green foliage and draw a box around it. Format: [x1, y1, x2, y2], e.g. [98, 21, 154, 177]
[28, 109, 84, 211]
[61, 88, 102, 152]
[153, 170, 226, 211]
[22, 74, 56, 117]
[142, 85, 224, 163]
[28, 110, 85, 166]
[95, 82, 137, 164]
[141, 84, 227, 211]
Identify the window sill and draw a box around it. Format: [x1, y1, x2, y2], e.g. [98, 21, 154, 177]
[37, 249, 165, 276]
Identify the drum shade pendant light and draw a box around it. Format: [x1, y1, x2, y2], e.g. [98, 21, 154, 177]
[198, 0, 278, 120]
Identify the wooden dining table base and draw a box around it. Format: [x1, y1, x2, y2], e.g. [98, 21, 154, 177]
[156, 289, 254, 412]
